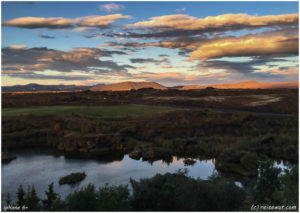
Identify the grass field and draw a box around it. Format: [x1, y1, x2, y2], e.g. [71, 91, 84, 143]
[2, 104, 177, 119]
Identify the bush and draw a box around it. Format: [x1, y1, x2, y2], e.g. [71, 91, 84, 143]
[130, 170, 245, 211]
[96, 184, 130, 211]
[65, 184, 97, 211]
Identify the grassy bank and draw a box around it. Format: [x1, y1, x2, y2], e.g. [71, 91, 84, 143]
[2, 104, 177, 120]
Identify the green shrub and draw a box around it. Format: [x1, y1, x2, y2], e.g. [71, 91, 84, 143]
[96, 184, 130, 211]
[65, 184, 97, 211]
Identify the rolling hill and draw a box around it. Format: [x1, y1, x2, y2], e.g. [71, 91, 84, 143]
[90, 81, 167, 91]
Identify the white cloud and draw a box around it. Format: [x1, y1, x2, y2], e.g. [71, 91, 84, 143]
[7, 45, 27, 50]
[175, 7, 186, 12]
[100, 3, 125, 12]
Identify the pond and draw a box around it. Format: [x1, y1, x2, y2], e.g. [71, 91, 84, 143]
[2, 149, 216, 201]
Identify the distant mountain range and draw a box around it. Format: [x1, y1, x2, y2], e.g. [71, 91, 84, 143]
[2, 81, 298, 92]
[2, 83, 103, 92]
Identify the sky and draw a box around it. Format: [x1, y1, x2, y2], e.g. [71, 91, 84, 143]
[1, 1, 299, 86]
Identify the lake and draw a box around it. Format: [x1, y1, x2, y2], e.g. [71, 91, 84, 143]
[2, 149, 216, 201]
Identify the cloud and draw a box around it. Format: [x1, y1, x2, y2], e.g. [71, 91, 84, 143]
[86, 13, 298, 41]
[6, 45, 27, 50]
[197, 57, 298, 81]
[200, 58, 289, 75]
[3, 17, 76, 29]
[116, 13, 298, 40]
[3, 14, 130, 29]
[130, 57, 169, 65]
[161, 65, 174, 69]
[72, 27, 93, 32]
[39, 34, 56, 39]
[2, 46, 134, 74]
[100, 3, 125, 12]
[129, 13, 298, 31]
[136, 66, 146, 70]
[132, 71, 229, 85]
[188, 33, 298, 61]
[101, 30, 210, 39]
[133, 72, 184, 79]
[175, 8, 186, 12]
[77, 14, 130, 28]
[7, 72, 94, 81]
[265, 68, 299, 75]
[2, 64, 49, 74]
[117, 29, 298, 62]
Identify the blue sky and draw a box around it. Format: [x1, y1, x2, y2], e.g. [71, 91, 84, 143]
[2, 1, 299, 86]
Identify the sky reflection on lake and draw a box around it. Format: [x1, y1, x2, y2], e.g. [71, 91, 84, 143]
[2, 150, 215, 201]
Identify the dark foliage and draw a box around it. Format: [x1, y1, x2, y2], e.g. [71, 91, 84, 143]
[130, 169, 245, 211]
[65, 184, 97, 211]
[42, 183, 64, 211]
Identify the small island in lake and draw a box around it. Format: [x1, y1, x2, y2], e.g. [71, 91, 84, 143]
[59, 172, 86, 185]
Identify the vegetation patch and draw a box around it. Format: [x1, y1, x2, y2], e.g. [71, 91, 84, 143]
[2, 108, 298, 167]
[2, 152, 17, 163]
[59, 172, 86, 185]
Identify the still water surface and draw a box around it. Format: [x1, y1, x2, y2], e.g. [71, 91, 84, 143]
[2, 149, 215, 201]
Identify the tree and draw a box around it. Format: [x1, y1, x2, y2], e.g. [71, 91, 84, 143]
[5, 193, 12, 206]
[96, 184, 130, 211]
[42, 183, 64, 211]
[24, 185, 41, 211]
[130, 170, 245, 211]
[16, 185, 25, 207]
[281, 164, 298, 207]
[65, 184, 97, 211]
[252, 161, 282, 205]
